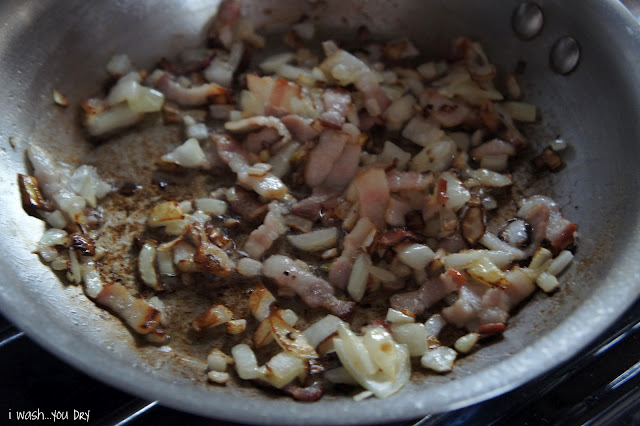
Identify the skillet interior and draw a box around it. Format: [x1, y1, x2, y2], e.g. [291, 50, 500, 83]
[0, 0, 639, 423]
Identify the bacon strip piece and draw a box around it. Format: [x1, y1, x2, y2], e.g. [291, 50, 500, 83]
[390, 272, 461, 315]
[263, 255, 355, 320]
[215, 134, 288, 200]
[328, 217, 377, 290]
[156, 73, 231, 107]
[353, 167, 390, 229]
[304, 130, 348, 188]
[244, 202, 288, 259]
[96, 282, 164, 336]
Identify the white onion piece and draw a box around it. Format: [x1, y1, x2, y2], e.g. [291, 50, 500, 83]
[207, 348, 233, 372]
[39, 228, 69, 247]
[207, 371, 230, 384]
[466, 168, 512, 188]
[334, 324, 411, 398]
[391, 323, 427, 356]
[440, 171, 471, 211]
[262, 351, 307, 389]
[248, 284, 276, 322]
[148, 201, 184, 227]
[269, 311, 318, 359]
[421, 346, 457, 373]
[347, 252, 372, 302]
[186, 122, 209, 140]
[424, 314, 447, 337]
[383, 94, 416, 131]
[396, 243, 435, 271]
[42, 210, 68, 229]
[377, 141, 411, 171]
[454, 332, 479, 354]
[67, 247, 82, 284]
[70, 165, 112, 207]
[84, 102, 143, 137]
[237, 258, 262, 277]
[402, 116, 444, 147]
[128, 86, 164, 113]
[106, 54, 133, 76]
[536, 271, 560, 292]
[287, 228, 338, 252]
[303, 315, 344, 348]
[324, 367, 358, 385]
[81, 260, 105, 299]
[232, 344, 260, 380]
[195, 198, 228, 215]
[479, 233, 526, 260]
[369, 266, 398, 284]
[528, 247, 553, 275]
[139, 240, 160, 290]
[503, 101, 537, 122]
[363, 326, 400, 380]
[480, 154, 509, 172]
[386, 308, 415, 324]
[226, 319, 247, 335]
[161, 138, 206, 168]
[547, 250, 574, 276]
[260, 52, 295, 73]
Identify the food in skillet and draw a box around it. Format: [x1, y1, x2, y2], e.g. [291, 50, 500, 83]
[19, 0, 577, 401]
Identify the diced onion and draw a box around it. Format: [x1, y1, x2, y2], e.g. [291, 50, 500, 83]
[207, 348, 233, 372]
[195, 198, 228, 215]
[454, 332, 479, 354]
[347, 252, 372, 302]
[386, 308, 416, 324]
[238, 258, 262, 277]
[536, 271, 560, 292]
[547, 250, 574, 276]
[391, 323, 427, 356]
[161, 138, 206, 168]
[396, 243, 435, 271]
[421, 346, 457, 372]
[232, 344, 260, 380]
[303, 315, 344, 348]
[287, 228, 338, 252]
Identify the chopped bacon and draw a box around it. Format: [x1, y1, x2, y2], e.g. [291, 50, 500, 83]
[95, 282, 165, 336]
[282, 383, 324, 402]
[437, 178, 448, 206]
[208, 0, 242, 48]
[470, 138, 516, 160]
[328, 217, 377, 289]
[319, 88, 352, 129]
[244, 202, 288, 259]
[480, 101, 527, 151]
[304, 129, 348, 188]
[420, 88, 472, 127]
[290, 193, 338, 222]
[225, 116, 292, 153]
[215, 134, 288, 200]
[156, 73, 232, 106]
[390, 272, 461, 315]
[353, 167, 390, 229]
[441, 282, 487, 328]
[263, 255, 355, 319]
[320, 142, 361, 193]
[281, 115, 319, 142]
[377, 229, 423, 248]
[226, 186, 269, 223]
[159, 52, 215, 75]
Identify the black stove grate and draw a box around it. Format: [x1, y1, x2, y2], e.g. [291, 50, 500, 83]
[2, 298, 639, 425]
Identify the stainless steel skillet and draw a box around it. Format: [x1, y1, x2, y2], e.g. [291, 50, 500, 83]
[0, 0, 639, 424]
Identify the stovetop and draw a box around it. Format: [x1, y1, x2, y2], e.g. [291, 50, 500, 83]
[1, 297, 639, 425]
